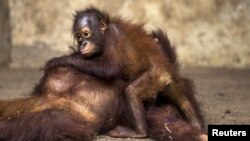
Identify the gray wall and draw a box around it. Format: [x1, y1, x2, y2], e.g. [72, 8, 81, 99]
[2, 0, 250, 68]
[0, 0, 11, 66]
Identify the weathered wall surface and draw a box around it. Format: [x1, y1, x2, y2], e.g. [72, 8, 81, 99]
[7, 0, 250, 68]
[0, 0, 11, 66]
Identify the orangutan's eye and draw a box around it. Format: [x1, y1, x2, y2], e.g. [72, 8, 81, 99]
[75, 33, 83, 42]
[82, 31, 91, 39]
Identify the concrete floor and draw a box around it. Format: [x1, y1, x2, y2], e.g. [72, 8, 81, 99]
[0, 67, 249, 141]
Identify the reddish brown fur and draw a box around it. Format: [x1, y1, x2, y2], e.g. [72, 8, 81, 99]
[0, 108, 95, 141]
[151, 30, 204, 129]
[0, 67, 124, 141]
[146, 105, 206, 141]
